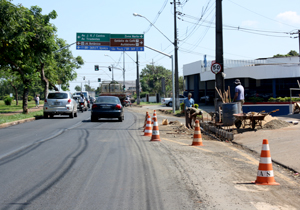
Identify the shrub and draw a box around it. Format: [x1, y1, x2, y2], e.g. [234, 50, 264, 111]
[248, 97, 264, 103]
[180, 102, 184, 111]
[194, 103, 199, 109]
[268, 97, 276, 102]
[28, 96, 33, 101]
[4, 96, 13, 105]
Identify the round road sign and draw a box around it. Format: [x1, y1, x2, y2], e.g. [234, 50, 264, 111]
[211, 62, 222, 74]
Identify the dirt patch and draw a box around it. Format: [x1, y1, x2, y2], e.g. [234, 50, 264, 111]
[169, 120, 182, 126]
[263, 119, 291, 130]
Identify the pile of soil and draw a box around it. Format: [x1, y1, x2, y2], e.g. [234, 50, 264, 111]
[263, 119, 291, 130]
[169, 120, 182, 126]
[158, 109, 172, 115]
[173, 124, 194, 135]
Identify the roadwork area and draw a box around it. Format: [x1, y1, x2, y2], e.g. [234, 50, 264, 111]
[127, 107, 300, 209]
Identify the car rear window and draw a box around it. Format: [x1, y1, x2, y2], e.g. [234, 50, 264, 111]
[48, 93, 68, 99]
[97, 97, 119, 104]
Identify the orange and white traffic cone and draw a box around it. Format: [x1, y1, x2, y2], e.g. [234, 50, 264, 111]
[144, 114, 152, 137]
[254, 139, 280, 185]
[191, 120, 203, 146]
[150, 114, 161, 141]
[143, 112, 149, 132]
[152, 110, 157, 124]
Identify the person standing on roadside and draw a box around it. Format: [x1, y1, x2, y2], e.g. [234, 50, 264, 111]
[233, 79, 244, 113]
[183, 93, 195, 129]
[35, 95, 40, 108]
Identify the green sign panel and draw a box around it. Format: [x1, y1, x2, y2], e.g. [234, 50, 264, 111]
[110, 34, 144, 39]
[76, 33, 110, 42]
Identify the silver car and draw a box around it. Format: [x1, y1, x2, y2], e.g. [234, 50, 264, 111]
[43, 91, 78, 118]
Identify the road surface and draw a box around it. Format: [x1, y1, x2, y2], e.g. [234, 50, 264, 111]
[0, 108, 299, 209]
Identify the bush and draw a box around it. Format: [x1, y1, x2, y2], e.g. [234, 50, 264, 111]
[140, 92, 149, 98]
[28, 96, 33, 101]
[180, 102, 184, 111]
[248, 97, 264, 103]
[194, 103, 199, 109]
[4, 96, 13, 105]
[268, 97, 276, 102]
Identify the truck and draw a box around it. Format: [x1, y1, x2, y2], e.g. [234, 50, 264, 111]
[100, 81, 127, 106]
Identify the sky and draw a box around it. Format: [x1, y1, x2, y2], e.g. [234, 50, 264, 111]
[13, 0, 300, 91]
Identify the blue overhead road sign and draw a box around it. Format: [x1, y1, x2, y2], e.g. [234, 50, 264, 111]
[76, 45, 110, 50]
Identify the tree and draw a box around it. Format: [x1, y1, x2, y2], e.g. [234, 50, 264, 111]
[75, 85, 81, 91]
[0, 1, 58, 113]
[273, 50, 299, 58]
[140, 65, 172, 96]
[84, 84, 95, 91]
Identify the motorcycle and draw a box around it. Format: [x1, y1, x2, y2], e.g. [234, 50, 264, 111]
[79, 102, 85, 112]
[124, 99, 132, 107]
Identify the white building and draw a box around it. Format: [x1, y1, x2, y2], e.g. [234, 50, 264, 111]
[183, 56, 300, 103]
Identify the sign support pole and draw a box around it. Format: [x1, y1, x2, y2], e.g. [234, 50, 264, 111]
[136, 51, 140, 105]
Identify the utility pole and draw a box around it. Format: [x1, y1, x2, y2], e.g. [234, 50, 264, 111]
[215, 0, 225, 110]
[173, 0, 180, 110]
[298, 30, 300, 63]
[123, 51, 125, 92]
[136, 51, 140, 105]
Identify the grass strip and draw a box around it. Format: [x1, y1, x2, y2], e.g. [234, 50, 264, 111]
[0, 110, 43, 125]
[0, 100, 44, 113]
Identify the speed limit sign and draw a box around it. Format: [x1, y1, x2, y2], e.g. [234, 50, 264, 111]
[211, 62, 222, 74]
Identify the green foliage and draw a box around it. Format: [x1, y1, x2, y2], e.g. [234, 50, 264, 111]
[4, 96, 13, 105]
[140, 92, 149, 98]
[180, 102, 184, 111]
[273, 50, 299, 58]
[0, 110, 43, 125]
[75, 85, 81, 91]
[268, 97, 300, 102]
[28, 96, 33, 101]
[247, 97, 264, 102]
[140, 65, 172, 95]
[194, 103, 199, 109]
[268, 97, 276, 102]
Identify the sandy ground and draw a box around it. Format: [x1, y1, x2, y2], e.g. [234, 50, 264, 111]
[126, 106, 300, 209]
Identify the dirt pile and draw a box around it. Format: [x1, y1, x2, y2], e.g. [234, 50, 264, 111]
[169, 120, 182, 126]
[263, 119, 291, 130]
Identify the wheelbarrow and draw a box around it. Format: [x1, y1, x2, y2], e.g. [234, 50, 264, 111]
[233, 109, 279, 129]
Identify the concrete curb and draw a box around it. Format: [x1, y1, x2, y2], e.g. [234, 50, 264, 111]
[0, 116, 43, 129]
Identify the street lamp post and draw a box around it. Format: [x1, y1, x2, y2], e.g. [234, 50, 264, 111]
[133, 13, 179, 110]
[105, 54, 125, 89]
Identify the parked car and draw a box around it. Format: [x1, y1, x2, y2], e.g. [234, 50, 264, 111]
[161, 95, 187, 107]
[43, 91, 78, 118]
[73, 91, 90, 108]
[91, 96, 124, 122]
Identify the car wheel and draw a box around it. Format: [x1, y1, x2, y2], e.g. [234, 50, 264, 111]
[69, 111, 74, 118]
[74, 111, 78, 117]
[91, 116, 97, 122]
[43, 113, 48, 118]
[118, 117, 123, 122]
[167, 102, 172, 107]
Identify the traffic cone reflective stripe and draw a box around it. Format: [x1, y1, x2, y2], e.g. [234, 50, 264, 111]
[191, 120, 203, 146]
[143, 112, 149, 132]
[150, 113, 161, 141]
[144, 114, 152, 136]
[152, 110, 157, 124]
[255, 139, 279, 185]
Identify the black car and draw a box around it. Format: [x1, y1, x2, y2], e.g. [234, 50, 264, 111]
[91, 96, 124, 122]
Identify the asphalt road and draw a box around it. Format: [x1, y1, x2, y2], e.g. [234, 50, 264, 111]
[0, 110, 194, 210]
[1, 108, 300, 210]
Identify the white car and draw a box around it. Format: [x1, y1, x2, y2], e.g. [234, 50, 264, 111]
[161, 95, 187, 107]
[43, 91, 78, 118]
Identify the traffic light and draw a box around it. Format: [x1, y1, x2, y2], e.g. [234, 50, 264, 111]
[98, 78, 101, 82]
[95, 65, 99, 71]
[123, 85, 125, 91]
[108, 66, 111, 71]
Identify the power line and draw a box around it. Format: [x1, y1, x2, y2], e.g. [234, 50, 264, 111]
[226, 0, 298, 28]
[143, 0, 168, 34]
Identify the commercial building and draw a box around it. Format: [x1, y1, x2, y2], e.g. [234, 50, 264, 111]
[183, 56, 300, 104]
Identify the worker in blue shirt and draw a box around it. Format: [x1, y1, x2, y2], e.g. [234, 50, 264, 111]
[183, 93, 195, 129]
